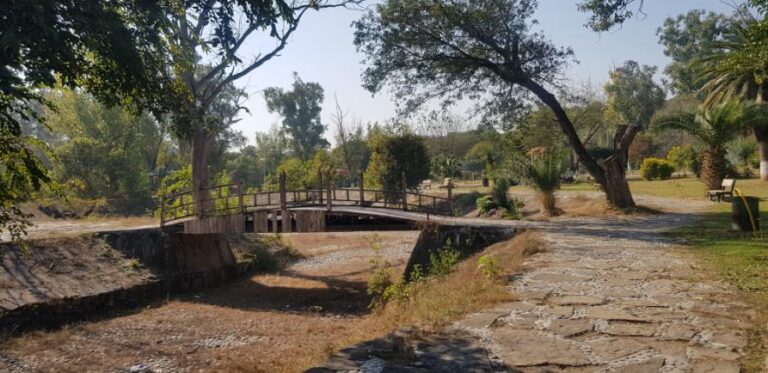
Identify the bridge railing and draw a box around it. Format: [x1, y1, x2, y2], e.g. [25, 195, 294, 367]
[160, 177, 454, 226]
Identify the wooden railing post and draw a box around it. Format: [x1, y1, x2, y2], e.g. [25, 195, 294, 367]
[327, 182, 332, 212]
[359, 172, 365, 206]
[401, 171, 408, 211]
[237, 182, 244, 213]
[318, 171, 323, 205]
[159, 194, 165, 227]
[279, 171, 290, 232]
[279, 172, 287, 210]
[448, 183, 454, 216]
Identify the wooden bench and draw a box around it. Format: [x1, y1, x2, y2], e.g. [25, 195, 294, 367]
[437, 177, 453, 189]
[707, 179, 736, 202]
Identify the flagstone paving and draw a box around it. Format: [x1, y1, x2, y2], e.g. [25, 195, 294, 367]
[312, 199, 757, 372]
[450, 212, 755, 372]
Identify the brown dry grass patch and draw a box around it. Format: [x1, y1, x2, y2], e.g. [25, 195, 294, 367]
[340, 231, 544, 346]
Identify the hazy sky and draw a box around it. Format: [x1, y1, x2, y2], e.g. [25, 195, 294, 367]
[231, 0, 739, 144]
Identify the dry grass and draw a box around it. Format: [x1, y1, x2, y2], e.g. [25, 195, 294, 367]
[340, 231, 545, 346]
[557, 193, 617, 217]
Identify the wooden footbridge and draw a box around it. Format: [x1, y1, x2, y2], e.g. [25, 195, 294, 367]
[159, 175, 456, 234]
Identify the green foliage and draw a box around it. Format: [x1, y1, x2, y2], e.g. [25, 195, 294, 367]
[304, 150, 337, 187]
[604, 61, 666, 128]
[428, 239, 462, 277]
[368, 238, 462, 308]
[431, 153, 462, 179]
[729, 139, 758, 176]
[263, 158, 309, 191]
[476, 196, 498, 213]
[639, 158, 676, 181]
[478, 255, 503, 281]
[155, 166, 193, 217]
[657, 10, 733, 95]
[666, 145, 700, 175]
[264, 73, 330, 161]
[353, 0, 573, 126]
[363, 129, 430, 198]
[577, 0, 642, 31]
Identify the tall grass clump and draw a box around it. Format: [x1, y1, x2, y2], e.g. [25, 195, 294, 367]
[523, 150, 564, 216]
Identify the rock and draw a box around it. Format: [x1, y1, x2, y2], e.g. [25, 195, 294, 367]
[492, 301, 536, 313]
[587, 337, 650, 361]
[458, 311, 508, 329]
[549, 295, 604, 306]
[546, 305, 574, 318]
[320, 357, 359, 371]
[515, 291, 550, 304]
[603, 322, 657, 337]
[709, 330, 748, 350]
[690, 359, 740, 373]
[612, 356, 665, 373]
[547, 319, 592, 337]
[660, 324, 698, 341]
[586, 307, 646, 322]
[492, 328, 591, 367]
[129, 364, 151, 373]
[530, 273, 591, 282]
[688, 347, 741, 361]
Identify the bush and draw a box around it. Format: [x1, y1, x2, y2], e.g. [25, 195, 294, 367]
[476, 195, 498, 213]
[639, 158, 675, 180]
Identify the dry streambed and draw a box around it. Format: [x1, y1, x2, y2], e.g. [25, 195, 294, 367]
[0, 231, 419, 373]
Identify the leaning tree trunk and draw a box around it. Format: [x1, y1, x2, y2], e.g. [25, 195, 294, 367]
[700, 147, 727, 190]
[522, 79, 636, 208]
[191, 129, 214, 216]
[754, 126, 768, 181]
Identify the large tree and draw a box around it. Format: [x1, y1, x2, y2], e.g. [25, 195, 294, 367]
[653, 101, 758, 189]
[1, 0, 173, 240]
[657, 10, 733, 95]
[264, 73, 330, 161]
[699, 11, 768, 180]
[150, 1, 358, 212]
[354, 0, 650, 207]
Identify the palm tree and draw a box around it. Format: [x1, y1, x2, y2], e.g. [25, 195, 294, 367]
[699, 18, 768, 180]
[653, 102, 747, 189]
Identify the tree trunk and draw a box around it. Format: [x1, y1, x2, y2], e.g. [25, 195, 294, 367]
[191, 130, 214, 216]
[601, 156, 635, 208]
[701, 147, 727, 190]
[755, 126, 768, 181]
[521, 79, 636, 209]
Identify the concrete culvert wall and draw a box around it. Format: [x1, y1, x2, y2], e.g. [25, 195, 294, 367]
[403, 222, 519, 281]
[1, 229, 243, 334]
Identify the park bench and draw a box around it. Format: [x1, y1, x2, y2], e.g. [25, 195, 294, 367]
[437, 177, 453, 189]
[707, 178, 736, 202]
[419, 179, 432, 190]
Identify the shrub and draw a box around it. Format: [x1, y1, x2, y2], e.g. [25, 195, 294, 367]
[666, 144, 700, 176]
[477, 255, 502, 281]
[476, 195, 498, 213]
[428, 239, 462, 277]
[523, 150, 564, 216]
[639, 158, 675, 180]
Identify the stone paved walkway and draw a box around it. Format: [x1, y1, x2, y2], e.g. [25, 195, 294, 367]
[452, 211, 755, 372]
[311, 198, 758, 372]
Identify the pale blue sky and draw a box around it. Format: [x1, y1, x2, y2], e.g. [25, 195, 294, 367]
[232, 0, 740, 144]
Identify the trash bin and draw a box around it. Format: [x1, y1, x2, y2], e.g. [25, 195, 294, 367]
[732, 196, 760, 232]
